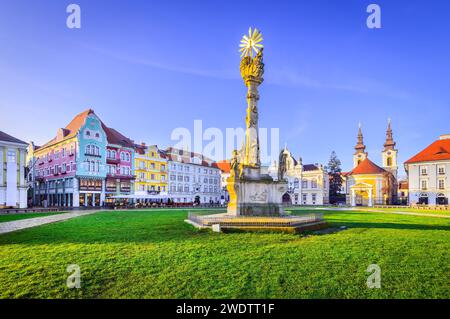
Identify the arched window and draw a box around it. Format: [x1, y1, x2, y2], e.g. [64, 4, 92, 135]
[126, 153, 130, 162]
[120, 152, 125, 161]
[386, 157, 392, 167]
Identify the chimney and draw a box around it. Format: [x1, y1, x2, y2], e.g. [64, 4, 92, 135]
[439, 134, 450, 140]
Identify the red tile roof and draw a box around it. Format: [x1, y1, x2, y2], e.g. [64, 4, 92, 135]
[405, 137, 450, 164]
[39, 109, 135, 150]
[349, 158, 386, 175]
[101, 124, 135, 148]
[216, 160, 231, 173]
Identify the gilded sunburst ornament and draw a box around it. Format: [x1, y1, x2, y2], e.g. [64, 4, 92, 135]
[239, 27, 263, 58]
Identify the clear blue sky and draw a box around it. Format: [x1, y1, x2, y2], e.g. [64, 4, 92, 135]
[1, 0, 449, 174]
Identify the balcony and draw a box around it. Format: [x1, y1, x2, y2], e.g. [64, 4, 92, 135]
[107, 174, 135, 180]
[85, 153, 102, 158]
[107, 157, 120, 164]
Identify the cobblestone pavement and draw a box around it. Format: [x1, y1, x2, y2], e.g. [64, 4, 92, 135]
[0, 210, 101, 235]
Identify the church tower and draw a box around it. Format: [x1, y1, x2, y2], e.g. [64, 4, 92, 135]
[382, 119, 398, 179]
[353, 123, 368, 168]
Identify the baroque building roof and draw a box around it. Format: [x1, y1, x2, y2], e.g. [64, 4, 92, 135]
[405, 135, 450, 164]
[349, 158, 386, 175]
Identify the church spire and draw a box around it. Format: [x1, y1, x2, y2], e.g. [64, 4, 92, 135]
[384, 118, 396, 151]
[355, 122, 366, 154]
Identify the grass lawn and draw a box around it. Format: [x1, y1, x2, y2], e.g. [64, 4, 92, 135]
[0, 212, 66, 223]
[368, 207, 450, 216]
[0, 208, 449, 299]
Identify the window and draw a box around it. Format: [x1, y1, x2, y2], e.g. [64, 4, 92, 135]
[421, 166, 428, 176]
[421, 180, 428, 190]
[62, 163, 66, 173]
[311, 179, 318, 189]
[438, 166, 446, 175]
[386, 157, 392, 167]
[161, 164, 166, 171]
[7, 151, 16, 163]
[151, 163, 155, 170]
[302, 180, 308, 188]
[86, 145, 100, 156]
[151, 174, 155, 180]
[312, 193, 317, 202]
[184, 185, 189, 192]
[302, 194, 307, 202]
[161, 175, 166, 182]
[62, 148, 66, 158]
[438, 179, 445, 190]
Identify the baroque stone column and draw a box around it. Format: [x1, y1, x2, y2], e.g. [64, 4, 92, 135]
[240, 49, 264, 168]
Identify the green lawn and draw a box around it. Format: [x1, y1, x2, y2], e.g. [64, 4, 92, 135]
[0, 208, 449, 299]
[369, 207, 450, 216]
[0, 212, 66, 223]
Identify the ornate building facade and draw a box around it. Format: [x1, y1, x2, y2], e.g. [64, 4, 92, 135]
[0, 131, 28, 208]
[134, 144, 168, 195]
[29, 109, 135, 208]
[165, 147, 221, 204]
[344, 122, 398, 206]
[268, 147, 329, 206]
[404, 134, 450, 206]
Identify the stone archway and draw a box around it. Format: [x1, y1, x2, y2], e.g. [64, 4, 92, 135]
[436, 194, 448, 205]
[282, 192, 292, 205]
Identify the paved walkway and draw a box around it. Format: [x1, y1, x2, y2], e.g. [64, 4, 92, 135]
[0, 210, 101, 235]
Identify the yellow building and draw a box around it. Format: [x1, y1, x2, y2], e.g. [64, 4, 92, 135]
[134, 144, 168, 194]
[345, 122, 398, 206]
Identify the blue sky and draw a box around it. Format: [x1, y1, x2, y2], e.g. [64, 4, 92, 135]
[1, 0, 449, 174]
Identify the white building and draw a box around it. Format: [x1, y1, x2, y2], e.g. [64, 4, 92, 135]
[216, 160, 231, 204]
[405, 134, 450, 205]
[0, 131, 28, 208]
[165, 148, 222, 204]
[268, 147, 329, 206]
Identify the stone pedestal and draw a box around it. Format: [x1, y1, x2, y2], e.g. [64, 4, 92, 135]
[227, 166, 287, 216]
